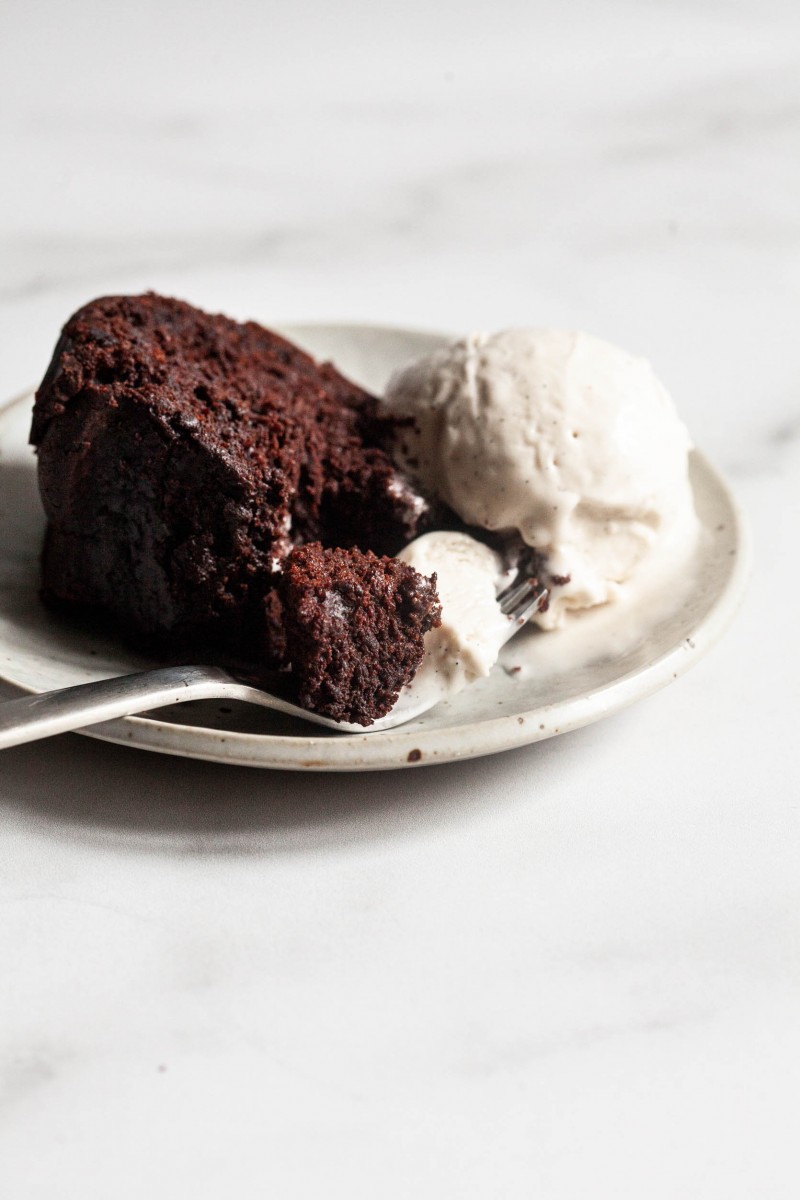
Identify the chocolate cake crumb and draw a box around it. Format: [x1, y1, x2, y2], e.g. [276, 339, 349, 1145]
[275, 544, 441, 725]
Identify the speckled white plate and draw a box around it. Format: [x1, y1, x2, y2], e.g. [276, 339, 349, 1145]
[0, 323, 750, 771]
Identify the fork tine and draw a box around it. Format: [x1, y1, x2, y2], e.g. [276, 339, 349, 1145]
[498, 576, 548, 622]
[497, 578, 529, 614]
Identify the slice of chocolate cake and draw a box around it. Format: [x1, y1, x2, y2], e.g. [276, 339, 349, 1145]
[30, 294, 437, 723]
[270, 544, 441, 725]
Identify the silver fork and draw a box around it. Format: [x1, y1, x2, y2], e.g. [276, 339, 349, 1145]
[0, 576, 546, 749]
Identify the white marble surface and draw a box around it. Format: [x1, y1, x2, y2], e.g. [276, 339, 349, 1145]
[1, 1, 799, 1195]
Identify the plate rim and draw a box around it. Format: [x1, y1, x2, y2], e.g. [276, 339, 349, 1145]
[0, 324, 752, 771]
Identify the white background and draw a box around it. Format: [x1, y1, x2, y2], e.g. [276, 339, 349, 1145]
[1, 2, 799, 1196]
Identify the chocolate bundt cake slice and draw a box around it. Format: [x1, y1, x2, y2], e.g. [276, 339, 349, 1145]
[30, 294, 436, 723]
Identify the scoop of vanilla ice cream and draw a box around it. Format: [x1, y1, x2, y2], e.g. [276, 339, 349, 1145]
[396, 531, 509, 707]
[384, 329, 697, 628]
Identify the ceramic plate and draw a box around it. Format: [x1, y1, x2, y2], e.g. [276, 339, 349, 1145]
[0, 323, 750, 771]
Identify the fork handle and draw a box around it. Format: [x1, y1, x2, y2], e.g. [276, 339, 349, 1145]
[0, 666, 230, 750]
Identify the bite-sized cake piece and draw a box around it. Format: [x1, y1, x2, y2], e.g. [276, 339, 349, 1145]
[30, 294, 430, 669]
[270, 543, 442, 725]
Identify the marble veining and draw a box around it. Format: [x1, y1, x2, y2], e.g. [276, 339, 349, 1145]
[1, 0, 799, 1196]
